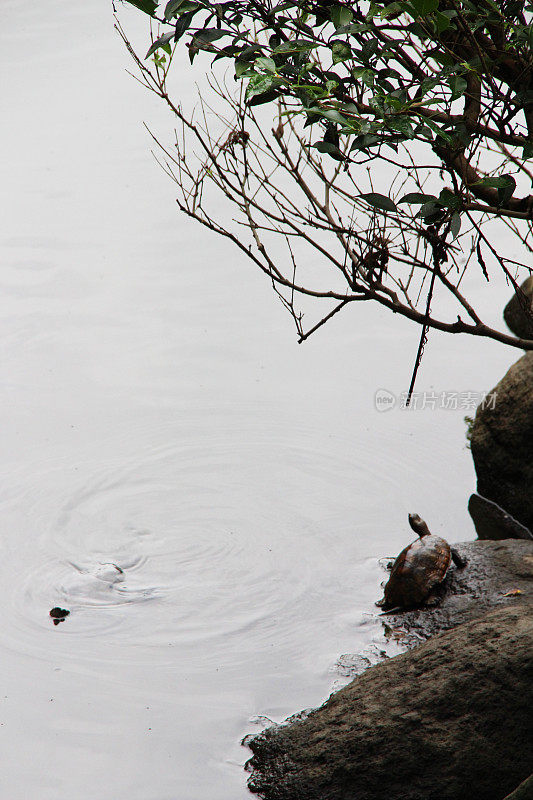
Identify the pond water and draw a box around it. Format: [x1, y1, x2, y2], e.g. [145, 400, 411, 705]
[1, 3, 518, 799]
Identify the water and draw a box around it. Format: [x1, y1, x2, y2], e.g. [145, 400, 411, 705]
[0, 3, 517, 798]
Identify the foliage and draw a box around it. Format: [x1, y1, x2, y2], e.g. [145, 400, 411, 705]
[117, 0, 533, 366]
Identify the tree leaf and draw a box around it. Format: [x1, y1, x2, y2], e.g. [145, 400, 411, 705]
[313, 141, 345, 160]
[438, 188, 462, 209]
[175, 9, 197, 42]
[255, 56, 277, 73]
[359, 193, 397, 212]
[410, 0, 439, 16]
[450, 212, 461, 239]
[125, 0, 159, 16]
[474, 174, 516, 204]
[398, 192, 438, 204]
[164, 0, 193, 19]
[192, 28, 233, 52]
[331, 40, 352, 64]
[245, 74, 277, 100]
[272, 40, 319, 54]
[350, 133, 381, 151]
[146, 31, 175, 59]
[330, 6, 353, 29]
[449, 75, 467, 100]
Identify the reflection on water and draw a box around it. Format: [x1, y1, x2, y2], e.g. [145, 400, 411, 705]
[0, 3, 506, 799]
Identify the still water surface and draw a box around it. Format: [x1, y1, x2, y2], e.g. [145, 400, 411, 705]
[1, 3, 516, 798]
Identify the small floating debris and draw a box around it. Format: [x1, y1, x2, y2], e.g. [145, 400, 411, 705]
[502, 588, 522, 597]
[49, 607, 70, 626]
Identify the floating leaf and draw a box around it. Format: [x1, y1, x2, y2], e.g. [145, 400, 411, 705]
[359, 193, 397, 212]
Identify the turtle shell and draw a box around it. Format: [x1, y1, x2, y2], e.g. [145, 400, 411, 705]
[382, 534, 451, 608]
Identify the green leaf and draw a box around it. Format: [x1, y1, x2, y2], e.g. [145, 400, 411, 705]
[418, 200, 441, 218]
[360, 39, 379, 63]
[315, 108, 348, 125]
[330, 6, 353, 29]
[164, 0, 195, 18]
[125, 0, 158, 16]
[272, 40, 319, 54]
[247, 89, 279, 107]
[474, 174, 516, 204]
[448, 75, 467, 100]
[255, 57, 277, 73]
[313, 141, 345, 160]
[350, 133, 381, 151]
[474, 175, 515, 189]
[421, 116, 454, 143]
[331, 40, 352, 64]
[434, 10, 452, 32]
[146, 31, 175, 59]
[174, 9, 197, 41]
[352, 66, 375, 87]
[410, 0, 439, 15]
[192, 28, 233, 52]
[438, 188, 462, 209]
[359, 193, 397, 212]
[523, 143, 533, 160]
[235, 61, 256, 77]
[398, 192, 438, 204]
[246, 74, 277, 100]
[450, 212, 461, 239]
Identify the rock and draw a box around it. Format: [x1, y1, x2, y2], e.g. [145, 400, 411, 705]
[502, 774, 533, 800]
[468, 493, 533, 541]
[503, 276, 533, 341]
[378, 539, 533, 646]
[245, 604, 533, 800]
[470, 352, 533, 532]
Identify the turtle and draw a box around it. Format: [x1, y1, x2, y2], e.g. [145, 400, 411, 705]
[376, 513, 467, 611]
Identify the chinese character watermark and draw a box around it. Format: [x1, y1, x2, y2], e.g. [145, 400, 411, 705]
[374, 389, 497, 412]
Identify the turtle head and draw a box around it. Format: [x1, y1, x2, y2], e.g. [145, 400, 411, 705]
[408, 513, 431, 538]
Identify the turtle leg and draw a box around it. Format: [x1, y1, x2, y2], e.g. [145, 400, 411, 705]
[451, 547, 467, 569]
[423, 591, 441, 608]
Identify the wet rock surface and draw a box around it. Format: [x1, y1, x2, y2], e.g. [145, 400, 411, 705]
[246, 603, 533, 800]
[470, 352, 533, 532]
[468, 493, 533, 541]
[379, 539, 533, 645]
[245, 540, 533, 800]
[502, 774, 533, 800]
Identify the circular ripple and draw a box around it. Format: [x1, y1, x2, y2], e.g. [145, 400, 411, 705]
[6, 416, 456, 665]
